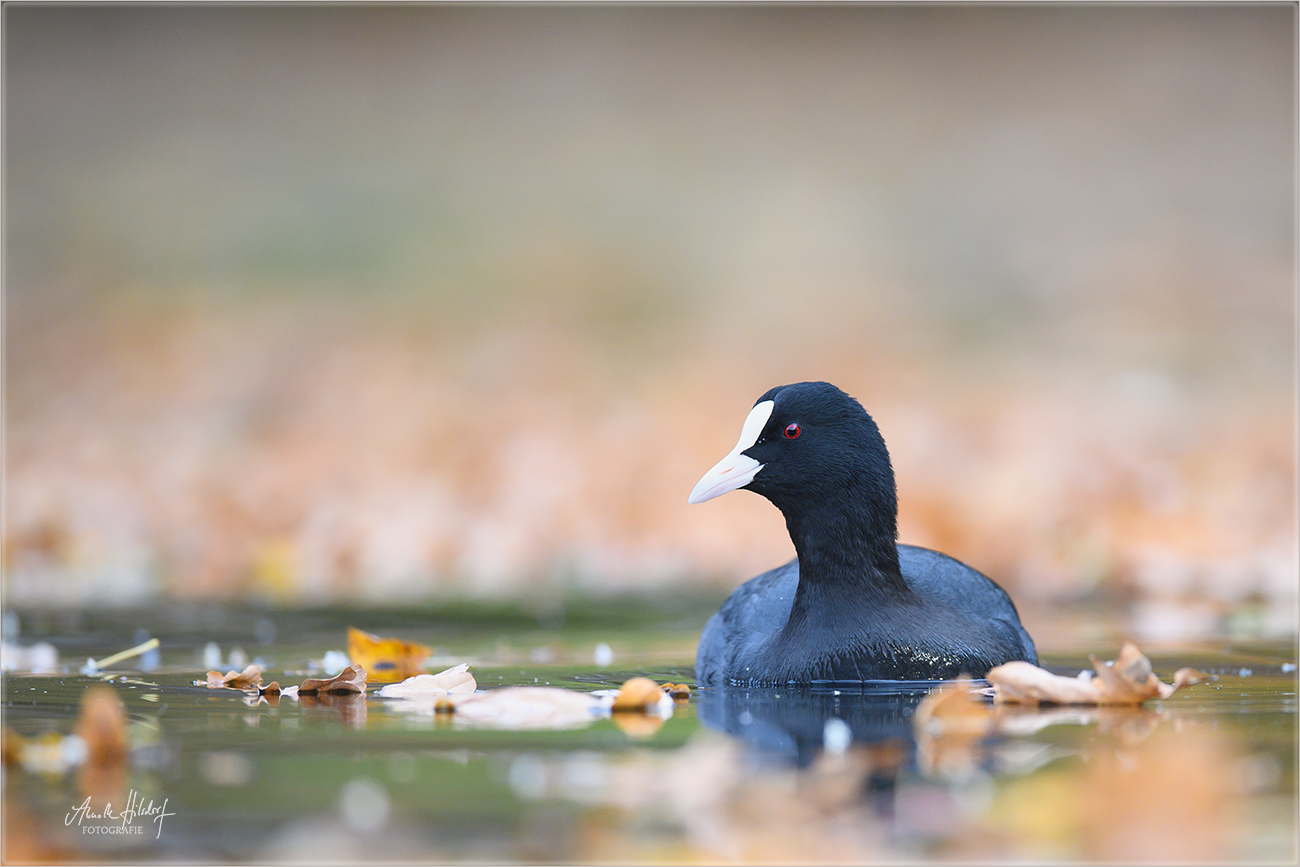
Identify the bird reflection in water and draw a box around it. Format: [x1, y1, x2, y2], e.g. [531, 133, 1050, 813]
[695, 681, 937, 824]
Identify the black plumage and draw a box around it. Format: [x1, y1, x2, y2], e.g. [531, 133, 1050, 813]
[691, 381, 1037, 686]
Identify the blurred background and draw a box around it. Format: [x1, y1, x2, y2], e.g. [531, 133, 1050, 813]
[3, 5, 1295, 639]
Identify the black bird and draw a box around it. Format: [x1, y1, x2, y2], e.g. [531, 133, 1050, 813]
[690, 381, 1037, 686]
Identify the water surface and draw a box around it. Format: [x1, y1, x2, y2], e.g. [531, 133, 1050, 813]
[3, 602, 1295, 864]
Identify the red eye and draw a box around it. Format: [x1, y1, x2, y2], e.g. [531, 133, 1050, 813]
[784, 423, 801, 439]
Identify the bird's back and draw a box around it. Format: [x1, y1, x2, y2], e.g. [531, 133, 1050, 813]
[695, 544, 1035, 686]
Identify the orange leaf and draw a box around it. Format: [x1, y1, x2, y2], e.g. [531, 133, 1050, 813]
[346, 627, 431, 683]
[912, 678, 994, 777]
[612, 677, 663, 712]
[913, 678, 994, 738]
[298, 664, 368, 695]
[662, 682, 691, 701]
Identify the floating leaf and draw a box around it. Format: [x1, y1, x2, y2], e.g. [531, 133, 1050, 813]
[662, 682, 692, 701]
[452, 687, 602, 730]
[988, 642, 1209, 706]
[346, 627, 431, 683]
[377, 663, 476, 698]
[612, 677, 663, 712]
[297, 664, 368, 695]
[204, 664, 263, 690]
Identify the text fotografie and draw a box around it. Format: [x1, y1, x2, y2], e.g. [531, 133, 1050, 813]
[65, 790, 176, 839]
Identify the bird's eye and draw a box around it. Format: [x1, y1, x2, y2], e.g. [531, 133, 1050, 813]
[784, 423, 801, 439]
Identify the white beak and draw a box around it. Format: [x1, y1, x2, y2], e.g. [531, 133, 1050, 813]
[688, 400, 773, 504]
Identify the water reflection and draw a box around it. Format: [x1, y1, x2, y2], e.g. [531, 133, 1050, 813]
[298, 692, 368, 728]
[695, 682, 933, 769]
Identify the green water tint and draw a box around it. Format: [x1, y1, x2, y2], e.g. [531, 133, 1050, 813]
[2, 605, 1296, 864]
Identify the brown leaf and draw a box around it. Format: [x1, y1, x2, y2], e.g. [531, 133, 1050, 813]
[75, 686, 128, 803]
[1, 728, 22, 768]
[913, 678, 994, 738]
[912, 679, 995, 778]
[298, 664, 368, 695]
[988, 642, 1209, 706]
[662, 682, 692, 701]
[205, 664, 263, 690]
[612, 677, 663, 712]
[297, 693, 369, 728]
[75, 686, 128, 768]
[346, 627, 431, 683]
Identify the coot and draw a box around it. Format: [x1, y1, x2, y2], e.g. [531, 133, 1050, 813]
[690, 381, 1037, 685]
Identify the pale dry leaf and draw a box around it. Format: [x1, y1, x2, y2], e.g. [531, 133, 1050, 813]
[989, 642, 1209, 706]
[451, 687, 602, 730]
[987, 661, 1104, 705]
[377, 663, 476, 699]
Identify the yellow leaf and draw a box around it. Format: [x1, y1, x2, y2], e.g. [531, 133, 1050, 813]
[346, 627, 431, 683]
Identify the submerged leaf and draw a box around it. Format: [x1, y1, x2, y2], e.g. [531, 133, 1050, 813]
[377, 663, 476, 698]
[298, 664, 368, 695]
[913, 678, 994, 737]
[912, 678, 995, 778]
[75, 686, 129, 803]
[205, 664, 263, 690]
[346, 627, 431, 683]
[75, 686, 129, 768]
[988, 642, 1209, 705]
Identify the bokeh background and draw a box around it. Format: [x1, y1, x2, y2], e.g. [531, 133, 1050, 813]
[4, 5, 1296, 641]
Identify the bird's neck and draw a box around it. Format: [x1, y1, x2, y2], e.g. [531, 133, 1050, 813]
[783, 502, 913, 619]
